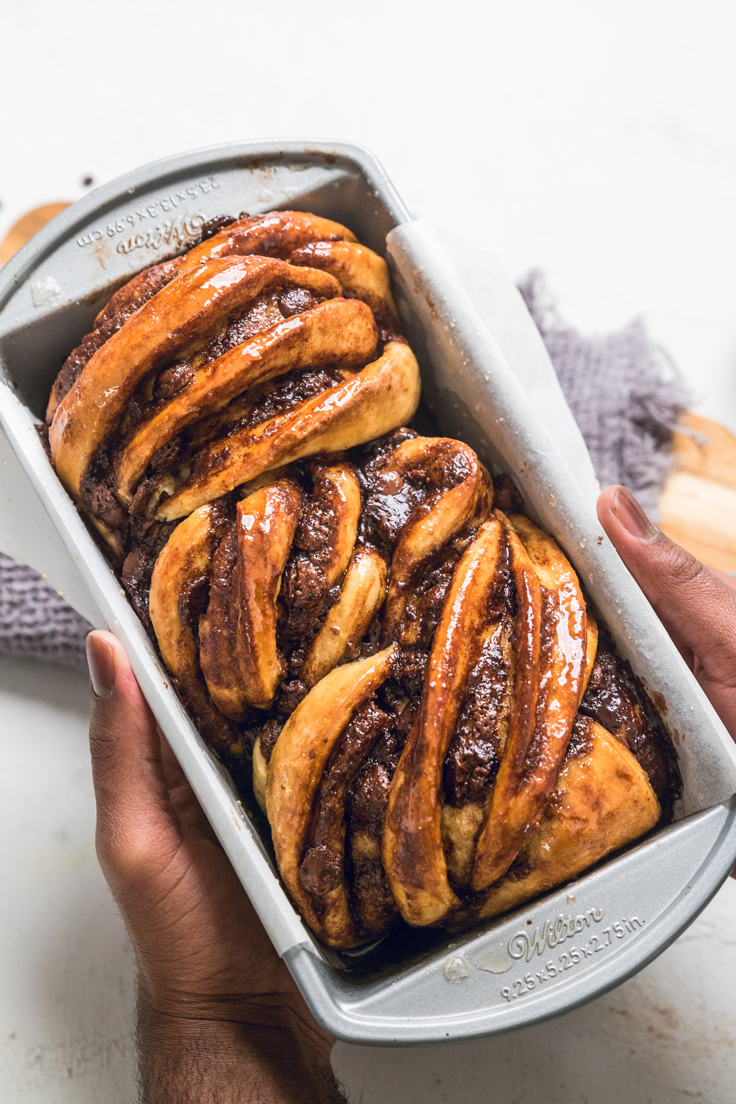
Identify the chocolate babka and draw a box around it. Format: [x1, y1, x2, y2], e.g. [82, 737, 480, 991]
[46, 210, 680, 949]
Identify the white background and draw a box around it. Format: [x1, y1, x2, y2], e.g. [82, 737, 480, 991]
[2, 1, 736, 1100]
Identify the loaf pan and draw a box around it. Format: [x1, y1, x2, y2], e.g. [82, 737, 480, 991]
[1, 140, 735, 1044]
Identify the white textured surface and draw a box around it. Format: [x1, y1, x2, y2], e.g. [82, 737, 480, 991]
[0, 658, 136, 1102]
[3, 0, 736, 1098]
[1, 655, 735, 1102]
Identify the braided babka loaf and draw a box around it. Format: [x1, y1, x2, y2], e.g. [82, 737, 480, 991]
[46, 210, 680, 950]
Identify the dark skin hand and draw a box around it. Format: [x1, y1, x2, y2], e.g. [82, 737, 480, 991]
[85, 630, 347, 1104]
[597, 485, 736, 739]
[598, 485, 736, 881]
[85, 483, 736, 1102]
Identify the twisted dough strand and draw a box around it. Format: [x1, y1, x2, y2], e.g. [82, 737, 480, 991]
[156, 341, 420, 521]
[378, 436, 494, 646]
[266, 647, 397, 948]
[179, 211, 358, 271]
[449, 719, 661, 928]
[289, 240, 401, 335]
[200, 478, 303, 717]
[302, 547, 387, 687]
[383, 516, 506, 925]
[50, 255, 303, 505]
[47, 207, 672, 950]
[471, 514, 587, 892]
[114, 278, 371, 506]
[149, 501, 239, 753]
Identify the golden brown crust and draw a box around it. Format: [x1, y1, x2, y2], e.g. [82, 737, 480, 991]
[266, 648, 397, 947]
[155, 341, 421, 521]
[302, 547, 387, 687]
[200, 479, 302, 717]
[47, 212, 395, 546]
[179, 211, 357, 271]
[449, 718, 661, 928]
[471, 514, 587, 892]
[149, 501, 240, 754]
[289, 239, 400, 335]
[50, 256, 293, 506]
[302, 461, 362, 593]
[46, 258, 185, 423]
[114, 273, 360, 506]
[383, 517, 506, 925]
[379, 436, 494, 645]
[46, 206, 679, 953]
[582, 607, 598, 694]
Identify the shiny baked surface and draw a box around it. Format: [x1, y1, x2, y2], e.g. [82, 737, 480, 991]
[46, 210, 680, 950]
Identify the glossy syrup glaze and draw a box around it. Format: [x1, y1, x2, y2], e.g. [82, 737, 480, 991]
[45, 209, 681, 951]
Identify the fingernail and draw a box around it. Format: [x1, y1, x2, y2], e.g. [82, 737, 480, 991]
[86, 633, 116, 698]
[611, 486, 658, 541]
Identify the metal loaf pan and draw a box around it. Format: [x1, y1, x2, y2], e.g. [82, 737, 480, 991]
[2, 140, 736, 1046]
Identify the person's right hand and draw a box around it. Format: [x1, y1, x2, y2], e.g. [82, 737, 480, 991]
[597, 485, 736, 740]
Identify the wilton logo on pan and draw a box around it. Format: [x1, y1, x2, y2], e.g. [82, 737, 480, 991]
[115, 213, 206, 256]
[76, 174, 221, 250]
[508, 907, 604, 963]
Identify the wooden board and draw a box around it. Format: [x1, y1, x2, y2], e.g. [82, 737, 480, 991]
[0, 202, 70, 265]
[661, 412, 736, 573]
[2, 205, 734, 572]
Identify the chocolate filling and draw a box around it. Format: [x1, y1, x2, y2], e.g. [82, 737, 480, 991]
[580, 636, 681, 816]
[45, 213, 683, 953]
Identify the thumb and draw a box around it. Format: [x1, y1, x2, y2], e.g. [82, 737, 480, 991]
[597, 485, 736, 740]
[85, 631, 180, 884]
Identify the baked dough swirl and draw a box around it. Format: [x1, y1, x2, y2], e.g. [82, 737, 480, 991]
[46, 210, 679, 950]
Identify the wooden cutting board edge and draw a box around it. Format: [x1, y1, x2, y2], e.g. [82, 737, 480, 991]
[661, 413, 736, 573]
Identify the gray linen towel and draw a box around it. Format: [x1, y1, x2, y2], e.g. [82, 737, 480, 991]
[0, 552, 91, 668]
[0, 276, 689, 668]
[519, 271, 689, 518]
